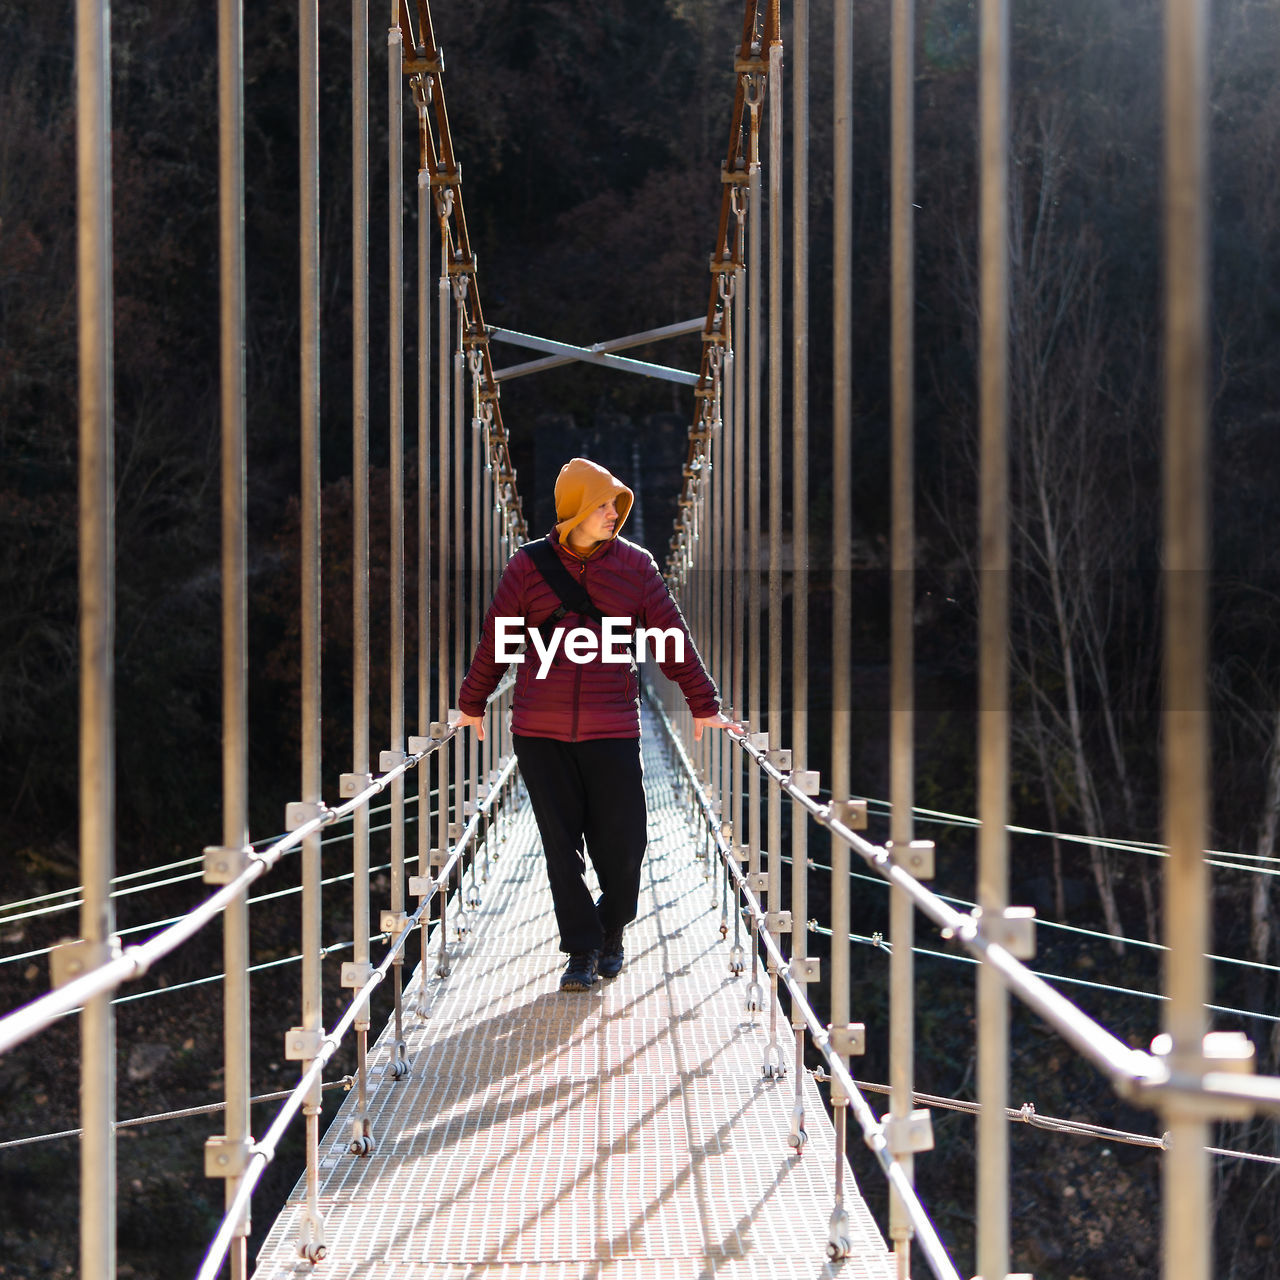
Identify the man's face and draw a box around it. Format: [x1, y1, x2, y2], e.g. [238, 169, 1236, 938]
[576, 497, 618, 545]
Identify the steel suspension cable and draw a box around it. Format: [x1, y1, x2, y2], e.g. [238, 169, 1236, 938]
[73, 0, 116, 1270]
[212, 0, 251, 1265]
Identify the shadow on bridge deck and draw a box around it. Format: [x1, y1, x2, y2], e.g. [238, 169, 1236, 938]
[252, 717, 892, 1279]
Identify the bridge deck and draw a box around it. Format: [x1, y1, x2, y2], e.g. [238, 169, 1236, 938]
[252, 718, 892, 1279]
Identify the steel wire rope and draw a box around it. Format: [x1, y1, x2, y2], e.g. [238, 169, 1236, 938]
[0, 786, 458, 928]
[0, 1077, 358, 1152]
[857, 796, 1280, 870]
[807, 923, 1280, 1026]
[0, 823, 429, 970]
[809, 1078, 1280, 1166]
[787, 855, 1280, 978]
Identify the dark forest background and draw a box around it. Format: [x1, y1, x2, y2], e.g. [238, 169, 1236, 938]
[2, 1, 1280, 1276]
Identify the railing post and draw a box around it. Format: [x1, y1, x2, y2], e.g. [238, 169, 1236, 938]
[889, 0, 923, 1273]
[746, 72, 764, 999]
[296, 0, 325, 1258]
[212, 0, 252, 1262]
[436, 205, 452, 957]
[765, 4, 786, 1080]
[830, 0, 854, 1254]
[75, 0, 116, 1273]
[416, 118, 433, 978]
[387, 0, 409, 1062]
[1162, 2, 1212, 1279]
[790, 0, 812, 1142]
[345, 0, 374, 1158]
[976, 0, 1011, 1275]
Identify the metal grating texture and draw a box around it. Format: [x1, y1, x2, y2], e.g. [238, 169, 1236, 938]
[252, 709, 894, 1279]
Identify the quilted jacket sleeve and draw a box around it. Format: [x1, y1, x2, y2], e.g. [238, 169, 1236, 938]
[457, 553, 529, 717]
[637, 551, 721, 718]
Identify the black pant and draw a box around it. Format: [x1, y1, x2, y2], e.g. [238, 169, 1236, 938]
[512, 735, 647, 954]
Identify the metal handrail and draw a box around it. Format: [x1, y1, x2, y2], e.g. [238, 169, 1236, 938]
[719, 715, 1280, 1114]
[647, 690, 961, 1280]
[195, 749, 519, 1280]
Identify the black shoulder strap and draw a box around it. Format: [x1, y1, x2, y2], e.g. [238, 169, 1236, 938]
[523, 538, 604, 623]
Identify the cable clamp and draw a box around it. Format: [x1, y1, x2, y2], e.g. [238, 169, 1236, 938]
[339, 772, 375, 799]
[824, 798, 868, 830]
[789, 769, 821, 796]
[408, 875, 437, 898]
[379, 749, 408, 771]
[975, 905, 1037, 959]
[379, 910, 411, 937]
[826, 1022, 866, 1058]
[886, 839, 935, 881]
[284, 1027, 324, 1061]
[285, 801, 330, 832]
[763, 910, 792, 934]
[1147, 1031, 1257, 1120]
[748, 731, 769, 752]
[407, 736, 432, 756]
[720, 161, 750, 186]
[765, 747, 792, 771]
[430, 164, 462, 189]
[202, 844, 253, 885]
[429, 847, 450, 868]
[204, 1134, 253, 1181]
[882, 1108, 934, 1156]
[747, 870, 769, 895]
[50, 936, 120, 989]
[789, 957, 820, 983]
[340, 961, 373, 989]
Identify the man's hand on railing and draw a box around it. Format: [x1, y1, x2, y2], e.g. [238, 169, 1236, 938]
[450, 711, 486, 740]
[693, 712, 743, 742]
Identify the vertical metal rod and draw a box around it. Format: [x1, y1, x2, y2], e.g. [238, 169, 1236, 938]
[387, 4, 407, 1044]
[436, 261, 451, 904]
[218, 0, 251, 1263]
[75, 0, 115, 1273]
[720, 289, 736, 873]
[350, 0, 372, 1135]
[747, 93, 763, 979]
[298, 0, 324, 1247]
[732, 248, 747, 954]
[976, 0, 1011, 1275]
[790, 0, 811, 1106]
[766, 21, 785, 1034]
[1162, 2, 1212, 1279]
[468, 394, 481, 901]
[417, 159, 432, 975]
[889, 0, 917, 1270]
[450, 302, 465, 958]
[831, 0, 854, 1218]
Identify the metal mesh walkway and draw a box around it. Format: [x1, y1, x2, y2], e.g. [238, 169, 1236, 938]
[252, 714, 893, 1279]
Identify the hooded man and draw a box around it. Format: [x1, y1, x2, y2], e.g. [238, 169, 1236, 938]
[453, 457, 737, 990]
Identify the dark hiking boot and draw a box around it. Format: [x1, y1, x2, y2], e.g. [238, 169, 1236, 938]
[597, 928, 625, 980]
[560, 951, 599, 991]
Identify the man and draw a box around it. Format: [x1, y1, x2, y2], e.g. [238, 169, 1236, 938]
[453, 457, 736, 991]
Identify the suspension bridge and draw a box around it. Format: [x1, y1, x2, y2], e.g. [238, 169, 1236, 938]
[3, 1, 1279, 1278]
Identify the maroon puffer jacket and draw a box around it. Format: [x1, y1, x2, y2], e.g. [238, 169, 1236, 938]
[458, 530, 720, 741]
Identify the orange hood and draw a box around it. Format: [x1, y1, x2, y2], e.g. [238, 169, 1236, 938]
[553, 457, 634, 542]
